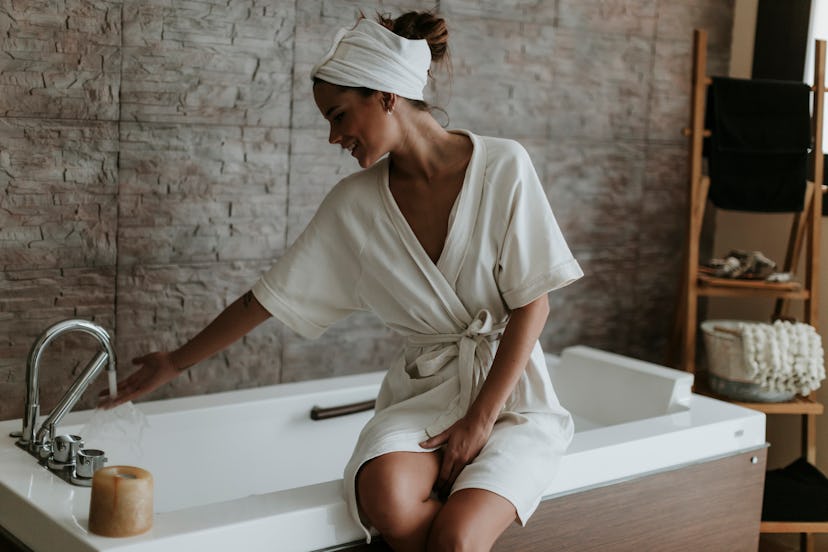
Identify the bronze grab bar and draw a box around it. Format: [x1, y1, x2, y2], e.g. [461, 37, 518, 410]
[310, 399, 376, 421]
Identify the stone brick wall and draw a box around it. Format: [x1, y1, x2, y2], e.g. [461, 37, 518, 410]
[0, 0, 734, 420]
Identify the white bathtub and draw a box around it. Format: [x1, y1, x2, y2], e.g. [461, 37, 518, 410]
[0, 346, 765, 552]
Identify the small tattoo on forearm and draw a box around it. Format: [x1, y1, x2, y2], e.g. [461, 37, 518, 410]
[243, 290, 254, 308]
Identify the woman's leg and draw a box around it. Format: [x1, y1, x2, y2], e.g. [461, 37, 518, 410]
[427, 488, 516, 552]
[356, 451, 443, 552]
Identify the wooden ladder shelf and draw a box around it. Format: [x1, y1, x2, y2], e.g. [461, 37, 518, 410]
[670, 29, 827, 552]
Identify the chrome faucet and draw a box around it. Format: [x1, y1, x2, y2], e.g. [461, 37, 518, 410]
[17, 319, 116, 462]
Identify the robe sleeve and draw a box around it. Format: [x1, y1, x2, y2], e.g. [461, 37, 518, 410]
[251, 182, 366, 339]
[496, 144, 583, 310]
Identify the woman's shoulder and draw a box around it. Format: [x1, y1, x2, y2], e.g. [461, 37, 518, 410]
[324, 159, 387, 208]
[472, 133, 532, 165]
[305, 161, 386, 249]
[467, 133, 537, 200]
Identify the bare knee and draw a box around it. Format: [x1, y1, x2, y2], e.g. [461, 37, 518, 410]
[362, 490, 422, 540]
[357, 453, 438, 539]
[428, 518, 479, 552]
[427, 489, 515, 552]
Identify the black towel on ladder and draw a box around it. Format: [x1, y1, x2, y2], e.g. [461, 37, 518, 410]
[705, 76, 810, 212]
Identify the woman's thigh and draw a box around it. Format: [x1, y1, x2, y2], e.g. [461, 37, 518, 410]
[356, 451, 441, 529]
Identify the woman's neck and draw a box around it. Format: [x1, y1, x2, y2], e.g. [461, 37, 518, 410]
[388, 111, 470, 186]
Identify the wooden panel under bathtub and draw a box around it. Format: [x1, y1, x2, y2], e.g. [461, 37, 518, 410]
[343, 447, 767, 552]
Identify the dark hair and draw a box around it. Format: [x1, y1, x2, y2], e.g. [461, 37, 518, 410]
[376, 11, 449, 64]
[313, 11, 451, 114]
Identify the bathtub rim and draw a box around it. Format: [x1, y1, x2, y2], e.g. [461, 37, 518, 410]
[0, 349, 767, 552]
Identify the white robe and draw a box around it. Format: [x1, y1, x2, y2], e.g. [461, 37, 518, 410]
[252, 130, 583, 540]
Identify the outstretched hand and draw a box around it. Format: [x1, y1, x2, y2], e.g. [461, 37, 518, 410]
[98, 352, 181, 409]
[419, 414, 494, 496]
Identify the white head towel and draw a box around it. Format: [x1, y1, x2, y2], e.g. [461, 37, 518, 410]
[310, 18, 432, 101]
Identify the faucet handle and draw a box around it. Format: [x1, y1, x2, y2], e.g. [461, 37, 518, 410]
[47, 434, 84, 470]
[71, 448, 107, 486]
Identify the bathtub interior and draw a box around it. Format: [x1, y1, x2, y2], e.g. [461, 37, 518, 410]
[45, 345, 694, 516]
[550, 345, 694, 430]
[57, 383, 378, 514]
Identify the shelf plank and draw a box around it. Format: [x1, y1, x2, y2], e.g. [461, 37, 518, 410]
[761, 521, 828, 533]
[732, 396, 824, 415]
[694, 379, 824, 415]
[697, 274, 809, 299]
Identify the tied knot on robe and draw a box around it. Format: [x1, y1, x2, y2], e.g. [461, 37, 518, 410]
[407, 309, 508, 437]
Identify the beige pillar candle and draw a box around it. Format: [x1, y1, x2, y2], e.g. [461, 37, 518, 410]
[88, 466, 153, 537]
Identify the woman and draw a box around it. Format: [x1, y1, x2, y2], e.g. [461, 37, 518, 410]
[105, 11, 582, 551]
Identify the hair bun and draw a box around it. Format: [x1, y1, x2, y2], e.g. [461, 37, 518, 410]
[377, 11, 448, 63]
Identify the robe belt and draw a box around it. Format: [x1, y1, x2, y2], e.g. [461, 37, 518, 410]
[407, 309, 507, 435]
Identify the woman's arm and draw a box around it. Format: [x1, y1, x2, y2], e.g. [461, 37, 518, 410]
[168, 291, 271, 371]
[102, 290, 272, 407]
[420, 294, 550, 493]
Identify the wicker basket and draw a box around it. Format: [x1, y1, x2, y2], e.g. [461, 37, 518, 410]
[700, 319, 796, 402]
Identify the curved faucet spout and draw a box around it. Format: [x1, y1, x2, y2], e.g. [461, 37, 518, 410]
[19, 319, 116, 451]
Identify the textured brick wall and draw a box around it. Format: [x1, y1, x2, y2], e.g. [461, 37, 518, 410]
[0, 0, 734, 420]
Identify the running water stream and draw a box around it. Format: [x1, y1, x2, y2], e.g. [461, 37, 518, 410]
[108, 370, 118, 401]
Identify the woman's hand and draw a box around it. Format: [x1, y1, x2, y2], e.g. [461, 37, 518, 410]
[419, 414, 495, 496]
[98, 352, 182, 409]
[98, 291, 272, 409]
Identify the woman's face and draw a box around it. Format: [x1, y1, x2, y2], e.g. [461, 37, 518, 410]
[313, 81, 393, 168]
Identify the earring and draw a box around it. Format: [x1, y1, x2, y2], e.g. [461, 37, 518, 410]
[386, 108, 393, 116]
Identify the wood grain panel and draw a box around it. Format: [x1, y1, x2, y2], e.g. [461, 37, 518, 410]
[338, 448, 767, 552]
[494, 448, 766, 552]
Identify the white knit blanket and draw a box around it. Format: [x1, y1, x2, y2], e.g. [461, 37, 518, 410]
[740, 320, 825, 395]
